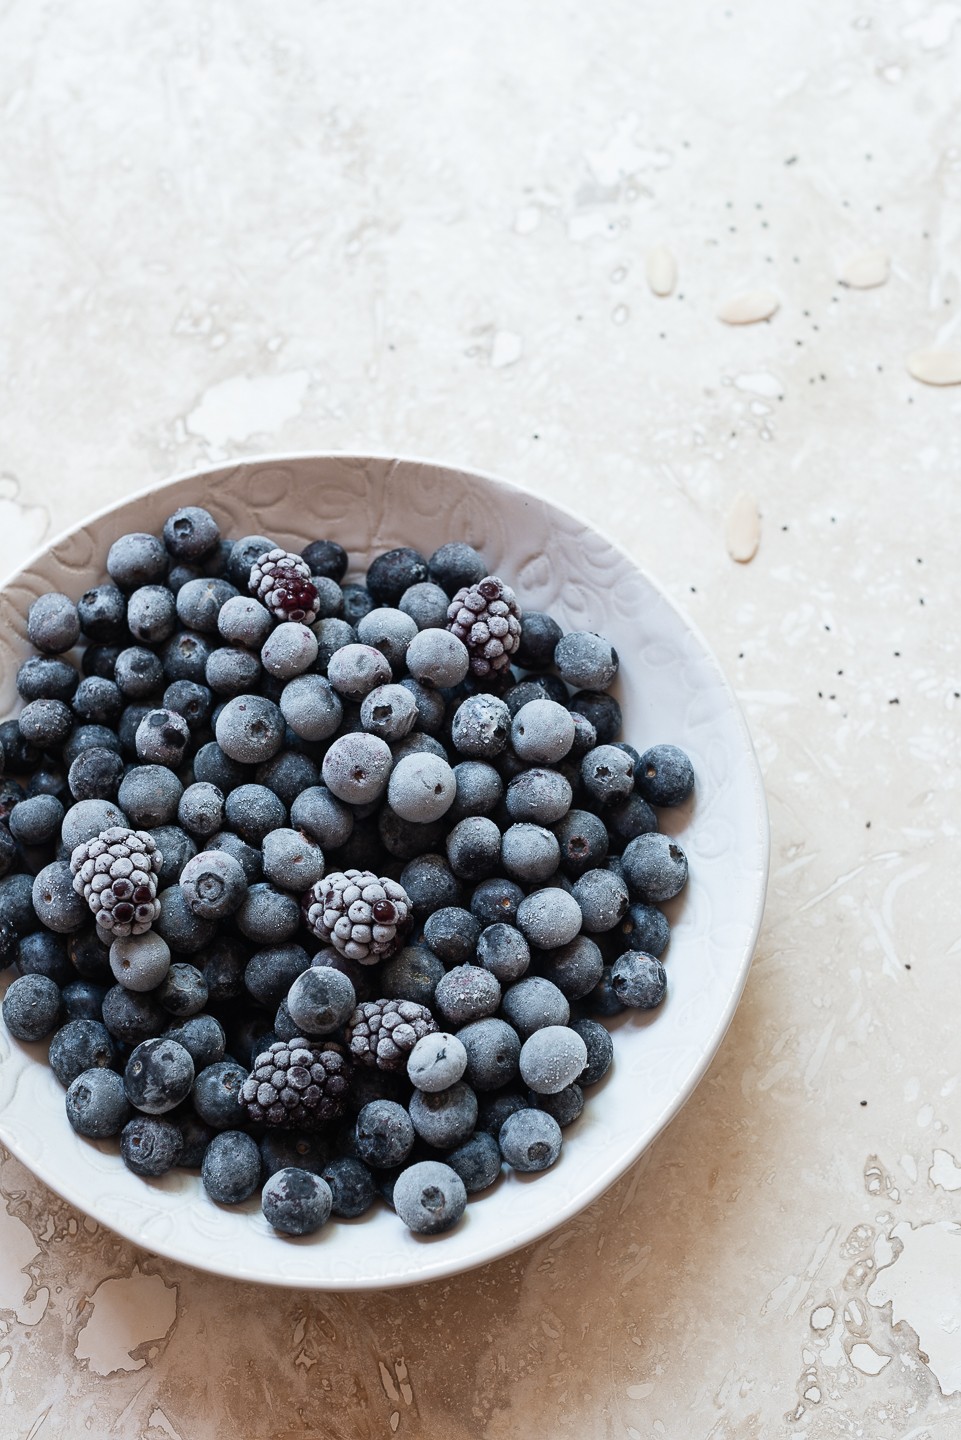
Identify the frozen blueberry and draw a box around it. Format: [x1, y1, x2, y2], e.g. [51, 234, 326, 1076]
[109, 930, 172, 991]
[450, 693, 511, 758]
[571, 868, 629, 933]
[124, 1036, 195, 1114]
[71, 676, 123, 727]
[192, 1059, 249, 1129]
[2, 973, 61, 1041]
[501, 975, 570, 1036]
[279, 674, 342, 742]
[177, 782, 224, 838]
[434, 964, 501, 1026]
[19, 698, 74, 748]
[175, 577, 238, 635]
[244, 943, 310, 1006]
[405, 628, 471, 689]
[27, 592, 80, 654]
[554, 631, 618, 690]
[120, 1113, 183, 1176]
[165, 1013, 226, 1069]
[327, 643, 392, 700]
[100, 984, 164, 1044]
[262, 1167, 333, 1235]
[611, 952, 667, 1009]
[118, 766, 183, 827]
[223, 784, 286, 846]
[605, 792, 658, 843]
[504, 675, 569, 717]
[500, 823, 560, 884]
[360, 683, 418, 742]
[498, 1108, 562, 1172]
[505, 768, 572, 825]
[539, 934, 604, 1000]
[216, 594, 273, 649]
[393, 1159, 467, 1234]
[205, 646, 262, 696]
[568, 711, 598, 759]
[511, 700, 575, 765]
[635, 744, 695, 807]
[32, 861, 86, 934]
[156, 885, 217, 955]
[366, 547, 429, 606]
[215, 694, 285, 765]
[469, 876, 523, 927]
[112, 646, 162, 701]
[422, 906, 481, 965]
[161, 630, 214, 684]
[551, 809, 608, 878]
[77, 583, 127, 641]
[260, 828, 325, 891]
[616, 902, 671, 957]
[286, 966, 355, 1036]
[409, 1081, 478, 1149]
[399, 854, 461, 917]
[584, 965, 627, 1018]
[19, 655, 80, 704]
[441, 816, 498, 882]
[61, 979, 108, 1022]
[380, 944, 445, 1008]
[16, 931, 71, 986]
[322, 1154, 376, 1217]
[259, 1130, 331, 1180]
[125, 584, 177, 645]
[155, 961, 208, 1017]
[444, 1129, 501, 1192]
[290, 786, 353, 849]
[261, 621, 318, 679]
[570, 1017, 614, 1085]
[389, 733, 448, 766]
[117, 704, 155, 757]
[581, 744, 634, 805]
[530, 1083, 584, 1127]
[64, 1067, 130, 1139]
[514, 611, 563, 670]
[569, 690, 621, 745]
[515, 888, 582, 949]
[135, 708, 191, 767]
[302, 537, 348, 582]
[621, 833, 688, 903]
[193, 741, 251, 795]
[356, 608, 418, 675]
[474, 922, 528, 984]
[355, 1099, 416, 1169]
[407, 1031, 468, 1092]
[0, 719, 41, 774]
[449, 760, 503, 821]
[255, 751, 319, 809]
[9, 793, 64, 847]
[428, 542, 486, 596]
[314, 618, 359, 673]
[397, 581, 450, 630]
[227, 534, 276, 589]
[175, 1112, 215, 1168]
[322, 732, 393, 805]
[202, 1129, 262, 1204]
[519, 1025, 588, 1095]
[149, 825, 196, 886]
[457, 1016, 521, 1090]
[163, 505, 220, 559]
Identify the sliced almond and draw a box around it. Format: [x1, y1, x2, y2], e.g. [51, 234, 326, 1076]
[726, 491, 761, 563]
[906, 348, 961, 386]
[839, 250, 890, 288]
[717, 290, 780, 325]
[646, 246, 677, 297]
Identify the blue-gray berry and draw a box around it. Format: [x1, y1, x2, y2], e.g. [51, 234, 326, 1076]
[262, 1167, 333, 1235]
[290, 786, 353, 849]
[178, 782, 225, 838]
[449, 760, 503, 821]
[457, 1016, 521, 1090]
[193, 1059, 249, 1129]
[135, 709, 191, 767]
[165, 1014, 226, 1068]
[511, 700, 575, 764]
[405, 628, 470, 688]
[444, 1129, 501, 1192]
[539, 934, 604, 1000]
[120, 1114, 183, 1176]
[635, 744, 695, 807]
[217, 594, 274, 648]
[398, 581, 451, 630]
[392, 1159, 467, 1234]
[157, 961, 208, 1016]
[621, 833, 688, 903]
[65, 1067, 131, 1138]
[163, 506, 220, 559]
[176, 577, 238, 634]
[515, 888, 582, 949]
[504, 768, 572, 825]
[126, 585, 177, 645]
[178, 850, 248, 921]
[109, 930, 172, 990]
[33, 861, 87, 934]
[360, 683, 418, 741]
[355, 1099, 416, 1168]
[610, 951, 668, 1008]
[286, 966, 356, 1035]
[530, 1083, 584, 1127]
[19, 698, 74, 747]
[356, 607, 418, 675]
[118, 766, 183, 828]
[327, 643, 392, 699]
[571, 868, 629, 932]
[422, 906, 482, 965]
[2, 973, 61, 1041]
[205, 646, 262, 696]
[385, 752, 456, 825]
[501, 823, 560, 883]
[434, 964, 501, 1026]
[155, 885, 217, 954]
[519, 1025, 588, 1094]
[428, 542, 487, 595]
[202, 1130, 262, 1204]
[261, 621, 318, 679]
[450, 693, 511, 758]
[215, 694, 285, 764]
[244, 944, 311, 1006]
[501, 975, 570, 1036]
[407, 1030, 468, 1092]
[124, 1036, 195, 1113]
[554, 631, 618, 690]
[498, 1108, 562, 1171]
[279, 675, 342, 741]
[409, 1081, 478, 1148]
[27, 592, 81, 654]
[380, 945, 445, 1008]
[570, 1018, 614, 1085]
[322, 732, 393, 805]
[322, 1155, 376, 1217]
[9, 793, 64, 847]
[260, 828, 324, 892]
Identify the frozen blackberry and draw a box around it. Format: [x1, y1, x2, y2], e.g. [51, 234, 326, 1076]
[163, 505, 220, 559]
[302, 537, 348, 582]
[428, 542, 487, 596]
[446, 575, 522, 678]
[304, 870, 411, 963]
[70, 826, 163, 937]
[249, 548, 320, 624]
[240, 1036, 350, 1127]
[346, 997, 437, 1071]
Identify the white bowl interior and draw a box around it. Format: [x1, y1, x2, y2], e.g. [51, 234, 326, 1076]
[0, 454, 768, 1289]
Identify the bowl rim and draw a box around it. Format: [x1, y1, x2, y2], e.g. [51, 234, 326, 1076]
[0, 450, 770, 1289]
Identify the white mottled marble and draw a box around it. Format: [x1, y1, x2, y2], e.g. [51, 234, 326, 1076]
[2, 0, 961, 1435]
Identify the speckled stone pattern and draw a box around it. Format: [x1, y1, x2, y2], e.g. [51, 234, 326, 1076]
[1, 2, 960, 1439]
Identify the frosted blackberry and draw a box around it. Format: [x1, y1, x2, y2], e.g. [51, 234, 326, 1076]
[70, 826, 163, 937]
[249, 548, 320, 624]
[346, 997, 437, 1071]
[446, 575, 522, 678]
[241, 1037, 350, 1127]
[304, 870, 411, 962]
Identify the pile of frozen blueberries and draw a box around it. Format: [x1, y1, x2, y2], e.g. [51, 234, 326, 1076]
[0, 507, 694, 1240]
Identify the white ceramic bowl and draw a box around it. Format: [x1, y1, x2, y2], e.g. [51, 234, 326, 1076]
[0, 453, 768, 1289]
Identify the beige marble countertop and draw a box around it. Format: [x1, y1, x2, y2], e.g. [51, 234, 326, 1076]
[2, 2, 961, 1436]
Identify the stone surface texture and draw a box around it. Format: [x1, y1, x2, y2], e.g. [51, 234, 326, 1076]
[2, 2, 960, 1437]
